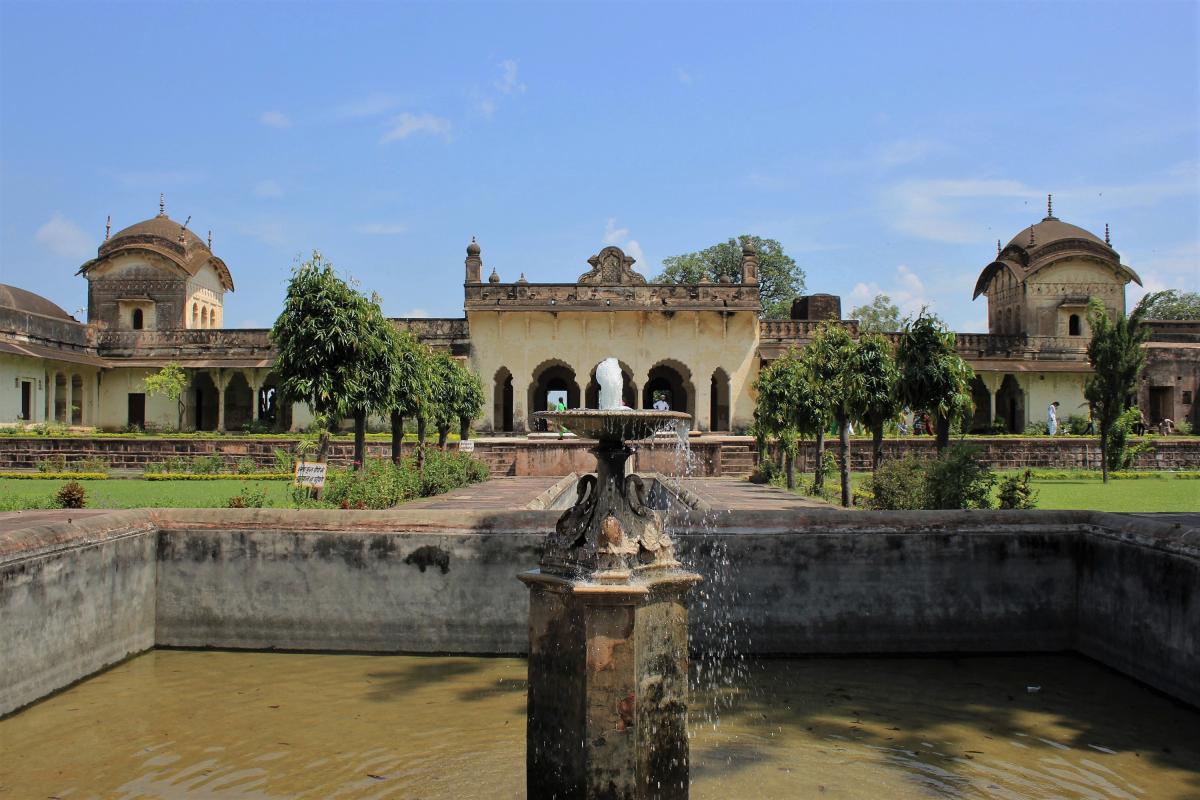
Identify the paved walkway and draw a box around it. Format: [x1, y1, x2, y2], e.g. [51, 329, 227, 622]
[679, 478, 836, 510]
[401, 476, 566, 510]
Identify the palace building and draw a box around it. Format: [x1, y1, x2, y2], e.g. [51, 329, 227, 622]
[2, 197, 1197, 434]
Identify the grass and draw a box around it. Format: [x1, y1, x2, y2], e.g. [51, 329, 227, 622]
[0, 478, 297, 511]
[786, 469, 1200, 513]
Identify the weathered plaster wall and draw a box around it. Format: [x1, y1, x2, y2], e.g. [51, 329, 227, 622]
[0, 512, 158, 716]
[2, 509, 1197, 717]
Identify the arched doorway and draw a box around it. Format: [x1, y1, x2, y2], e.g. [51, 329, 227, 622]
[643, 360, 692, 417]
[224, 372, 254, 431]
[493, 367, 515, 432]
[585, 360, 637, 409]
[969, 375, 990, 432]
[710, 368, 731, 431]
[192, 372, 219, 431]
[529, 360, 580, 431]
[995, 374, 1024, 434]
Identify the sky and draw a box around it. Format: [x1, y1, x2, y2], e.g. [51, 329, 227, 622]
[1, 1, 1197, 332]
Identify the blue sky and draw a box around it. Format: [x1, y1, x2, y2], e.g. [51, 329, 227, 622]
[1, 1, 1196, 331]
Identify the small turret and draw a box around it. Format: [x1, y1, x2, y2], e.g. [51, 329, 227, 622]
[465, 236, 483, 283]
[740, 238, 759, 285]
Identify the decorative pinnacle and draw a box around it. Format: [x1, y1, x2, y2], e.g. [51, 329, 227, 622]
[178, 215, 191, 244]
[1047, 193, 1053, 218]
[207, 230, 212, 249]
[105, 215, 111, 241]
[158, 193, 165, 217]
[1105, 223, 1111, 246]
[997, 239, 1001, 256]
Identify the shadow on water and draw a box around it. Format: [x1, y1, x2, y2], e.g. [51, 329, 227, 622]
[689, 654, 1200, 797]
[364, 658, 526, 705]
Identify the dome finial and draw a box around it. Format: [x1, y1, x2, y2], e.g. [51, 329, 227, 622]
[178, 215, 191, 245]
[207, 230, 213, 249]
[1105, 223, 1111, 246]
[1046, 193, 1053, 219]
[105, 215, 111, 241]
[158, 193, 166, 217]
[997, 239, 1001, 257]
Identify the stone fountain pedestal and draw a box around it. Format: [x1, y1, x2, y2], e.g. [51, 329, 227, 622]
[521, 409, 701, 800]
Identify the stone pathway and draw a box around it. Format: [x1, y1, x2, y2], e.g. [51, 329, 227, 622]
[401, 476, 566, 510]
[679, 478, 837, 510]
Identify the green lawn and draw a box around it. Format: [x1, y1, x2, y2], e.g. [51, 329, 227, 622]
[792, 470, 1200, 513]
[0, 478, 297, 511]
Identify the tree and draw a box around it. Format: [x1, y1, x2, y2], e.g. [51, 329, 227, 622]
[380, 329, 432, 464]
[656, 235, 805, 318]
[854, 334, 902, 469]
[752, 353, 802, 489]
[425, 351, 484, 449]
[1133, 290, 1200, 320]
[805, 323, 863, 507]
[896, 311, 975, 452]
[144, 361, 188, 431]
[1084, 297, 1148, 482]
[270, 251, 393, 467]
[455, 366, 486, 441]
[849, 294, 903, 333]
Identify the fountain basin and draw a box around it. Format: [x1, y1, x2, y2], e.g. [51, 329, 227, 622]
[534, 409, 690, 442]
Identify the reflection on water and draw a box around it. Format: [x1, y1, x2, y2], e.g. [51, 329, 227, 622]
[1, 652, 1197, 799]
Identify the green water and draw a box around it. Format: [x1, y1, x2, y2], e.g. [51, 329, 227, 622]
[1, 651, 1197, 799]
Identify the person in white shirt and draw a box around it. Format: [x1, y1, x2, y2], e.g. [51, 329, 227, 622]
[653, 397, 670, 411]
[1047, 401, 1060, 436]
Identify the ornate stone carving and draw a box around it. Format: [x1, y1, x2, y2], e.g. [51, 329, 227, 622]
[576, 245, 647, 286]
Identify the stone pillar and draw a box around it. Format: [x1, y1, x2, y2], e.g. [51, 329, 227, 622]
[213, 370, 228, 433]
[693, 375, 710, 432]
[65, 373, 74, 426]
[45, 371, 55, 421]
[247, 371, 261, 421]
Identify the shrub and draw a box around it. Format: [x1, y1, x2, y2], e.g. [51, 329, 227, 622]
[749, 457, 782, 485]
[226, 485, 268, 508]
[865, 454, 929, 510]
[190, 454, 227, 474]
[55, 480, 87, 509]
[1177, 420, 1193, 435]
[235, 457, 258, 475]
[1066, 415, 1090, 436]
[925, 444, 996, 509]
[77, 456, 110, 475]
[273, 447, 294, 473]
[989, 417, 1008, 435]
[1026, 420, 1049, 436]
[37, 454, 68, 472]
[998, 469, 1038, 509]
[322, 452, 489, 510]
[806, 449, 838, 496]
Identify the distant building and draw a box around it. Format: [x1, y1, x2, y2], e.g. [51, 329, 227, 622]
[1, 197, 1196, 434]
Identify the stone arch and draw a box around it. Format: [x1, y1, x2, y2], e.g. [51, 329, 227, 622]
[191, 371, 219, 431]
[996, 374, 1024, 434]
[710, 367, 731, 431]
[201, 307, 209, 328]
[643, 359, 693, 418]
[528, 359, 581, 431]
[493, 366, 515, 432]
[585, 359, 637, 409]
[224, 372, 254, 431]
[132, 308, 144, 330]
[969, 375, 991, 432]
[192, 303, 199, 328]
[1068, 313, 1081, 336]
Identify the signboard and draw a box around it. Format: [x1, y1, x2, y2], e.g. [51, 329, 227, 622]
[294, 460, 327, 488]
[457, 440, 475, 453]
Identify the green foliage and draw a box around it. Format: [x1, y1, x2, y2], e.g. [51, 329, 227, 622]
[997, 469, 1038, 509]
[751, 349, 828, 488]
[807, 449, 838, 497]
[37, 454, 67, 472]
[896, 311, 975, 449]
[235, 457, 259, 475]
[864, 455, 929, 510]
[37, 455, 108, 475]
[323, 450, 489, 509]
[1066, 415, 1090, 435]
[190, 454, 226, 474]
[849, 294, 903, 333]
[0, 471, 108, 480]
[381, 329, 433, 421]
[144, 472, 290, 481]
[1084, 297, 1148, 480]
[225, 485, 269, 508]
[1107, 407, 1154, 471]
[273, 447, 294, 473]
[424, 350, 486, 441]
[924, 444, 996, 510]
[55, 480, 87, 509]
[271, 252, 394, 423]
[1026, 420, 1049, 436]
[805, 323, 864, 504]
[1132, 289, 1200, 320]
[656, 235, 805, 318]
[144, 362, 189, 430]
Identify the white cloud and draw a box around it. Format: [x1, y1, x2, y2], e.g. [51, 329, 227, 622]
[1125, 240, 1200, 309]
[601, 218, 645, 267]
[380, 112, 451, 143]
[495, 59, 526, 95]
[355, 223, 406, 235]
[334, 92, 405, 119]
[35, 213, 93, 259]
[474, 95, 497, 118]
[259, 110, 291, 128]
[675, 67, 693, 85]
[603, 218, 629, 245]
[254, 179, 283, 198]
[871, 138, 941, 169]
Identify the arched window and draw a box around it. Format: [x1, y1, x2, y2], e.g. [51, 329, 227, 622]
[132, 309, 144, 330]
[192, 303, 199, 327]
[201, 307, 209, 328]
[1068, 314, 1081, 336]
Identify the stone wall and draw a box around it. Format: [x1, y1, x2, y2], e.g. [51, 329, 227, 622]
[2, 508, 1197, 716]
[2, 434, 1199, 475]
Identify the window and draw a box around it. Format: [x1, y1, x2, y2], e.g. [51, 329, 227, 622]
[1184, 391, 1193, 405]
[201, 307, 208, 328]
[192, 303, 199, 327]
[1068, 314, 1080, 336]
[132, 308, 144, 330]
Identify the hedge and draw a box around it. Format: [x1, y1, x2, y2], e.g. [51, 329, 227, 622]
[143, 472, 293, 481]
[0, 471, 109, 480]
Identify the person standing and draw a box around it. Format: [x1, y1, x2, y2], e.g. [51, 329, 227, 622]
[1047, 401, 1060, 436]
[653, 395, 670, 411]
[555, 397, 568, 439]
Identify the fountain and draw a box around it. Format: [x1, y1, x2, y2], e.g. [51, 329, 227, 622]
[520, 358, 701, 799]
